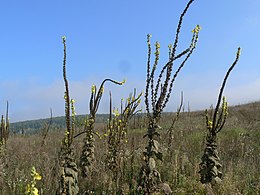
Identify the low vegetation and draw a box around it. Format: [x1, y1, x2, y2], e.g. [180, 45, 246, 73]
[0, 103, 260, 194]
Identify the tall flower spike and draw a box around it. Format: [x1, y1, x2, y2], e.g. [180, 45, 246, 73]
[59, 36, 79, 195]
[139, 0, 197, 194]
[79, 78, 125, 178]
[199, 47, 241, 185]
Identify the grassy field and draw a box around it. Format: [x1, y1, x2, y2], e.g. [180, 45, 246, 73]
[0, 101, 259, 194]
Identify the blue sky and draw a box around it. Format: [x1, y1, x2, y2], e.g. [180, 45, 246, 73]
[0, 0, 260, 122]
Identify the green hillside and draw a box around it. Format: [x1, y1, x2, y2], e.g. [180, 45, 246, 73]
[10, 101, 260, 134]
[10, 114, 111, 134]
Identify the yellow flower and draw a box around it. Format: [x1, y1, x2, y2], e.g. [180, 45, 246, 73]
[237, 47, 241, 56]
[121, 79, 126, 84]
[26, 184, 31, 193]
[101, 86, 104, 93]
[147, 34, 152, 45]
[31, 187, 39, 195]
[31, 167, 42, 180]
[34, 173, 42, 181]
[113, 108, 120, 117]
[26, 167, 41, 195]
[155, 41, 160, 49]
[62, 36, 66, 41]
[192, 25, 202, 33]
[154, 41, 160, 56]
[91, 85, 96, 93]
[207, 120, 213, 129]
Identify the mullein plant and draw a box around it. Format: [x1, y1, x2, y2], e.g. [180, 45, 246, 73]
[0, 101, 9, 150]
[58, 36, 79, 195]
[138, 0, 200, 193]
[199, 47, 241, 185]
[79, 78, 125, 178]
[0, 102, 9, 192]
[105, 89, 142, 192]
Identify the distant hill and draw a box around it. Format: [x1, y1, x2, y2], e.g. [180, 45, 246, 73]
[10, 101, 260, 134]
[10, 114, 110, 134]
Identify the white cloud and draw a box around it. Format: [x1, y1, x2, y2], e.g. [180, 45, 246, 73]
[225, 78, 260, 105]
[1, 74, 260, 122]
[0, 77, 145, 122]
[166, 77, 260, 112]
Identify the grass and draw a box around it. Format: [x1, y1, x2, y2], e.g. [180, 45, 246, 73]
[0, 102, 259, 194]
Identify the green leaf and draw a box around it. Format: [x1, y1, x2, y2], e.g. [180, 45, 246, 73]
[149, 158, 156, 170]
[155, 151, 163, 161]
[152, 131, 160, 137]
[152, 140, 159, 151]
